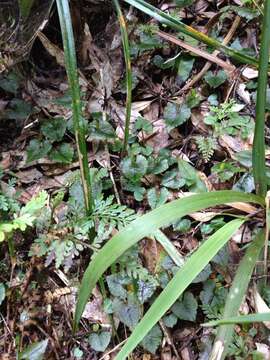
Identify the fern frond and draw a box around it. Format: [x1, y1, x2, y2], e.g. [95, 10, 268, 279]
[195, 136, 217, 162]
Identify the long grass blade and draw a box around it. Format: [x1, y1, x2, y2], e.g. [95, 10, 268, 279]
[74, 191, 263, 330]
[204, 312, 270, 327]
[115, 219, 244, 359]
[210, 229, 265, 360]
[154, 230, 184, 267]
[112, 0, 132, 154]
[252, 0, 270, 197]
[123, 0, 264, 68]
[56, 0, 94, 215]
[18, 0, 34, 18]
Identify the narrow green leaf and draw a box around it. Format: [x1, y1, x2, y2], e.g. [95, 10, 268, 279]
[115, 219, 244, 359]
[252, 0, 270, 197]
[56, 0, 93, 214]
[74, 191, 263, 329]
[210, 229, 265, 360]
[123, 0, 263, 67]
[204, 312, 270, 327]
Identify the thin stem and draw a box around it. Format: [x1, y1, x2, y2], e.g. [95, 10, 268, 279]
[252, 0, 270, 197]
[113, 0, 132, 155]
[56, 0, 94, 215]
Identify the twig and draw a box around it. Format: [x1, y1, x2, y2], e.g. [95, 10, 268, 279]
[180, 16, 241, 93]
[159, 319, 180, 359]
[157, 30, 235, 73]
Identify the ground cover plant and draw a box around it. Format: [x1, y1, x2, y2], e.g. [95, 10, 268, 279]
[1, 0, 270, 359]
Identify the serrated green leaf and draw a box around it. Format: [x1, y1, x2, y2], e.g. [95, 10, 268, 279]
[27, 140, 52, 163]
[140, 324, 162, 354]
[41, 118, 67, 142]
[164, 102, 191, 131]
[172, 291, 198, 321]
[49, 143, 74, 164]
[121, 155, 148, 183]
[204, 70, 228, 88]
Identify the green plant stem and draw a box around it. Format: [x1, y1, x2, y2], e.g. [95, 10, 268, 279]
[7, 236, 16, 266]
[112, 0, 132, 154]
[123, 0, 265, 68]
[56, 0, 94, 215]
[18, 0, 34, 18]
[210, 230, 265, 360]
[252, 0, 270, 197]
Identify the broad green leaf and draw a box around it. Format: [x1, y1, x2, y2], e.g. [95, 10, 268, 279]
[175, 0, 194, 8]
[164, 102, 191, 131]
[204, 313, 270, 327]
[147, 187, 169, 209]
[20, 191, 48, 216]
[140, 324, 162, 354]
[41, 118, 66, 142]
[161, 169, 185, 189]
[121, 155, 148, 182]
[178, 158, 207, 192]
[162, 314, 178, 328]
[27, 140, 52, 163]
[222, 5, 260, 21]
[177, 56, 195, 82]
[48, 143, 74, 164]
[115, 219, 244, 359]
[137, 279, 157, 304]
[19, 339, 48, 360]
[0, 72, 20, 94]
[172, 291, 198, 321]
[204, 70, 228, 88]
[74, 191, 263, 329]
[0, 283, 5, 306]
[4, 99, 32, 120]
[112, 298, 141, 330]
[88, 331, 111, 352]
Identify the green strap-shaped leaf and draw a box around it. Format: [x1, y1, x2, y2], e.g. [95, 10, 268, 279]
[210, 229, 265, 360]
[123, 0, 263, 68]
[204, 312, 270, 327]
[115, 218, 244, 359]
[74, 191, 263, 329]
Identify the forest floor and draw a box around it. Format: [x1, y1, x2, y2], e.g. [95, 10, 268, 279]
[0, 0, 269, 359]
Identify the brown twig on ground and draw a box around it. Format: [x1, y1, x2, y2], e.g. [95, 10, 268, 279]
[180, 16, 241, 93]
[156, 30, 236, 73]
